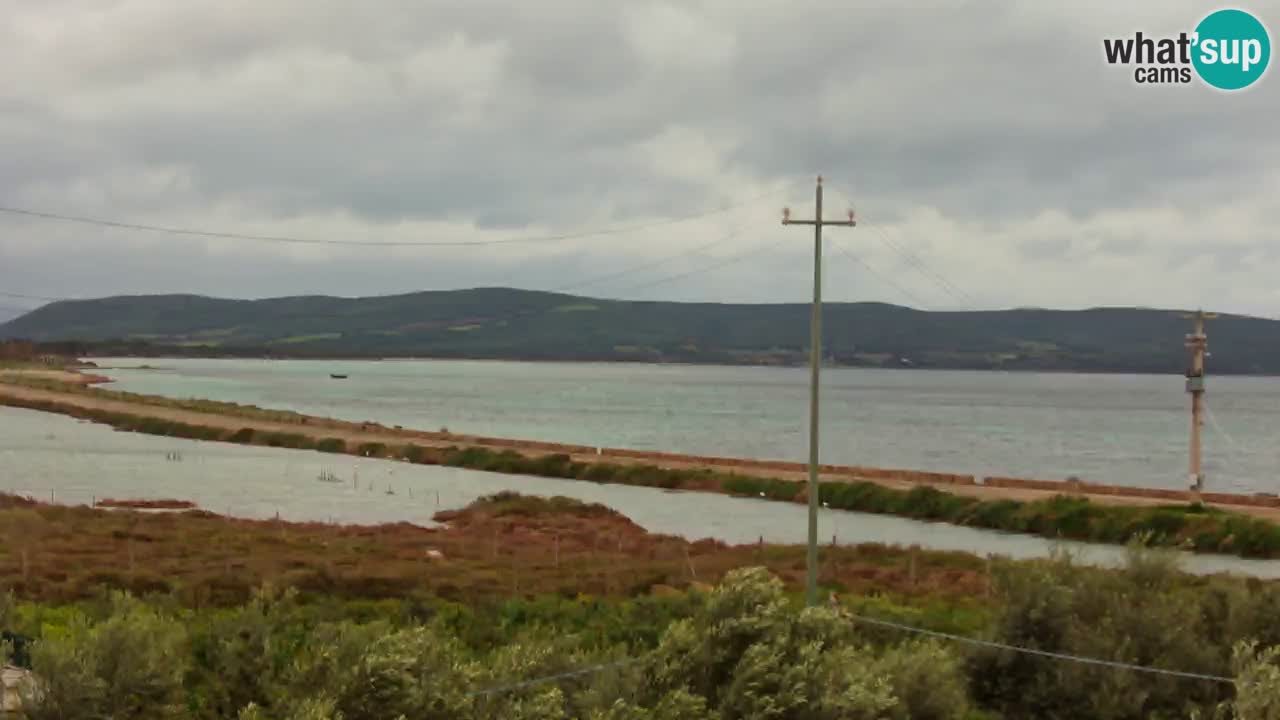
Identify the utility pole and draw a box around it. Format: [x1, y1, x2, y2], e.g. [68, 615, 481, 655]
[783, 175, 855, 606]
[1183, 309, 1216, 499]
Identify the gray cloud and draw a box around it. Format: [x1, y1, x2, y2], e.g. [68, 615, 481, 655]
[1, 0, 1278, 316]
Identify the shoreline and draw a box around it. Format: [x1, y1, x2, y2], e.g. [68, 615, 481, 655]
[81, 352, 1280, 377]
[10, 367, 1273, 512]
[0, 367, 113, 386]
[6, 369, 1280, 559]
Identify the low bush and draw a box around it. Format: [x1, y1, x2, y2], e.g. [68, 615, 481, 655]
[265, 432, 312, 449]
[228, 428, 256, 444]
[316, 437, 346, 454]
[400, 444, 427, 463]
[355, 442, 388, 458]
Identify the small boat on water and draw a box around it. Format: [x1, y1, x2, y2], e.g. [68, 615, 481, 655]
[330, 373, 348, 379]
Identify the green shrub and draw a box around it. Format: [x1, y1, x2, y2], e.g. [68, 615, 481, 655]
[22, 593, 187, 720]
[958, 499, 1024, 531]
[355, 442, 388, 458]
[316, 438, 346, 454]
[443, 447, 492, 468]
[229, 428, 256, 444]
[265, 432, 311, 449]
[584, 463, 623, 483]
[531, 453, 574, 478]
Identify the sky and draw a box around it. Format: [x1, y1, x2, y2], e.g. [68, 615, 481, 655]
[2, 0, 1278, 317]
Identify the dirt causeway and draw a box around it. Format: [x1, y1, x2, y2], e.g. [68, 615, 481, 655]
[3, 371, 1280, 522]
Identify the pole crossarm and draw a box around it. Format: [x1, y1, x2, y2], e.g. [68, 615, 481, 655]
[782, 219, 856, 227]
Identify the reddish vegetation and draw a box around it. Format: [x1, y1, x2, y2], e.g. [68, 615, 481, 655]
[0, 492, 988, 605]
[94, 498, 197, 510]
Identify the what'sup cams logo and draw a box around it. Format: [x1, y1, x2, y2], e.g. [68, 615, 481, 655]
[1103, 8, 1271, 90]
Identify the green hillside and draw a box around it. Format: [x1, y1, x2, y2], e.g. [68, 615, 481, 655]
[2, 287, 1275, 373]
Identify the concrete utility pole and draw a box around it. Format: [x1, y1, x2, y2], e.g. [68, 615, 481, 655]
[1183, 309, 1216, 498]
[782, 175, 855, 607]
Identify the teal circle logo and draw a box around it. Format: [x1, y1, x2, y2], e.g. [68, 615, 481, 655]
[1192, 9, 1271, 90]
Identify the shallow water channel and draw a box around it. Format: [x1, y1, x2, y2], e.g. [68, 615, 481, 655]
[5, 406, 1280, 579]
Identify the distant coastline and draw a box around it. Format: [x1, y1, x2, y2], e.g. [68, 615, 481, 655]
[4, 288, 1277, 375]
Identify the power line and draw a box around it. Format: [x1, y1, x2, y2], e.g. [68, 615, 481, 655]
[827, 237, 931, 310]
[1, 227, 775, 309]
[547, 222, 754, 295]
[421, 611, 1242, 700]
[607, 229, 787, 296]
[0, 291, 66, 302]
[468, 656, 646, 698]
[0, 184, 795, 249]
[847, 613, 1235, 685]
[823, 183, 971, 306]
[862, 221, 972, 305]
[0, 228, 782, 326]
[0, 227, 771, 312]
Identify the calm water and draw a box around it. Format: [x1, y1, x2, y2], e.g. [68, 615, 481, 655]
[92, 358, 1280, 492]
[5, 405, 1280, 579]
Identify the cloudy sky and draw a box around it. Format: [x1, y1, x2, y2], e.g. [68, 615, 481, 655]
[2, 0, 1278, 318]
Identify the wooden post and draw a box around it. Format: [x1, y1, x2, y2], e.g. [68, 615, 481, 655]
[782, 175, 857, 607]
[683, 545, 697, 580]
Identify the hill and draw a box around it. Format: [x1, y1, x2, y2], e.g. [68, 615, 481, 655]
[1, 287, 1275, 373]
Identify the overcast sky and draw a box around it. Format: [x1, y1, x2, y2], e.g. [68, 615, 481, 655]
[2, 1, 1278, 317]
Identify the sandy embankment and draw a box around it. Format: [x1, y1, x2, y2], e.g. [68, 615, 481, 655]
[2, 369, 1279, 522]
[0, 368, 112, 386]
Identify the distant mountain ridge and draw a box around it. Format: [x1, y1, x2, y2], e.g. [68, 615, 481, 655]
[2, 287, 1277, 374]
